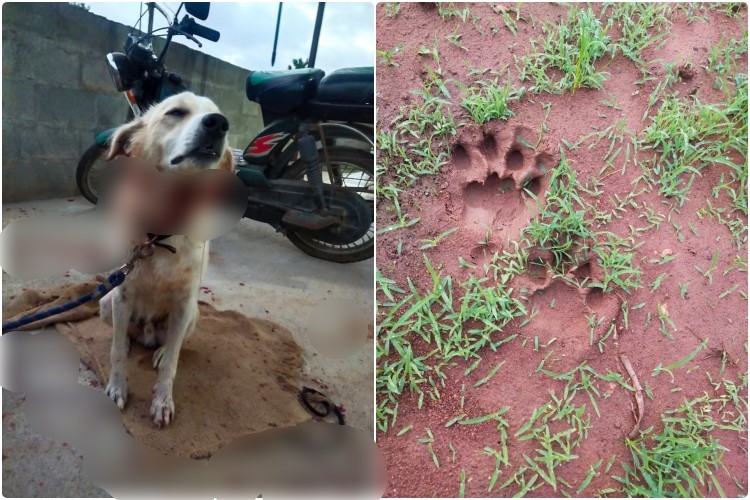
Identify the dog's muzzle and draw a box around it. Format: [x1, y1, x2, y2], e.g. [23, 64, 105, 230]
[202, 113, 229, 138]
[171, 113, 230, 165]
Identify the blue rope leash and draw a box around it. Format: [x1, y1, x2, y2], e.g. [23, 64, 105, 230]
[2, 269, 127, 334]
[1, 234, 170, 334]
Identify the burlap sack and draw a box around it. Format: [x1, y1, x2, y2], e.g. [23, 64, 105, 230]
[3, 282, 311, 459]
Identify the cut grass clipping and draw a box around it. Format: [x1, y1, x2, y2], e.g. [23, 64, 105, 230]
[520, 7, 612, 94]
[376, 255, 527, 432]
[456, 73, 525, 124]
[603, 2, 672, 69]
[376, 67, 457, 191]
[637, 37, 747, 215]
[615, 394, 739, 497]
[638, 87, 745, 206]
[377, 44, 405, 66]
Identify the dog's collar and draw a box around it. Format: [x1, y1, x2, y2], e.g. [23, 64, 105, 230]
[146, 233, 177, 254]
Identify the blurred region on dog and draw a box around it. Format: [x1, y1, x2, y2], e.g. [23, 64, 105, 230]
[0, 157, 245, 282]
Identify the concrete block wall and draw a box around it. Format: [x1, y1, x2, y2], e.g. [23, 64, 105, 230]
[2, 2, 264, 202]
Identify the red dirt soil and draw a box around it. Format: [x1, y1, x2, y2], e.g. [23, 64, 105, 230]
[376, 3, 748, 497]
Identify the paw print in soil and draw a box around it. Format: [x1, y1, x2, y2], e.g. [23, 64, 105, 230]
[520, 248, 625, 367]
[442, 123, 623, 366]
[523, 248, 620, 312]
[450, 124, 556, 249]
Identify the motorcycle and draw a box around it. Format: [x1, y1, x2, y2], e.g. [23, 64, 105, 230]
[76, 2, 374, 263]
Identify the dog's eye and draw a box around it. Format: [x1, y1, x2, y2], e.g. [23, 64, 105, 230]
[166, 108, 188, 118]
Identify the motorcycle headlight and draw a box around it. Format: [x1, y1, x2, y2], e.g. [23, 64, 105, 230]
[124, 34, 157, 70]
[106, 52, 136, 92]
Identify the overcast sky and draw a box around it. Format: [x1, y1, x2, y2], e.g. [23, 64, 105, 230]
[86, 2, 374, 74]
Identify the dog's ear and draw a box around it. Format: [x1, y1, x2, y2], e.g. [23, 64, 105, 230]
[218, 147, 236, 173]
[106, 119, 145, 160]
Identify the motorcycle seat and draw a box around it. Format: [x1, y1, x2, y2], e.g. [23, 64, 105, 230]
[312, 67, 373, 106]
[245, 68, 324, 114]
[299, 67, 374, 123]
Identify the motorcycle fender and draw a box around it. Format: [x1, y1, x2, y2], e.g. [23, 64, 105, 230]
[95, 128, 118, 146]
[264, 126, 371, 180]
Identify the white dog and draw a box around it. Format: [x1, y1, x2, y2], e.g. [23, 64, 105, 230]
[99, 92, 234, 427]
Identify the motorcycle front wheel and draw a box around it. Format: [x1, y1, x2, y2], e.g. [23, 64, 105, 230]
[76, 143, 109, 204]
[77, 109, 135, 204]
[280, 147, 374, 263]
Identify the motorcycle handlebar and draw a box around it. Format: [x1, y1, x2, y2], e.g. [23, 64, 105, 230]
[181, 17, 220, 43]
[148, 13, 220, 67]
[190, 22, 220, 42]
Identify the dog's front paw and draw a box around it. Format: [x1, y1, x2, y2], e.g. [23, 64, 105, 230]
[150, 384, 175, 428]
[105, 374, 128, 410]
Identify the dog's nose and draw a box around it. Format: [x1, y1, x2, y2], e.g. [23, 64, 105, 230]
[202, 113, 229, 136]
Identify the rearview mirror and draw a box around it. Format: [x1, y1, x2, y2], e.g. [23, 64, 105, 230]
[184, 2, 210, 20]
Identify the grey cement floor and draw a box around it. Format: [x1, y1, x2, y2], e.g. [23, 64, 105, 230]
[1, 197, 374, 497]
